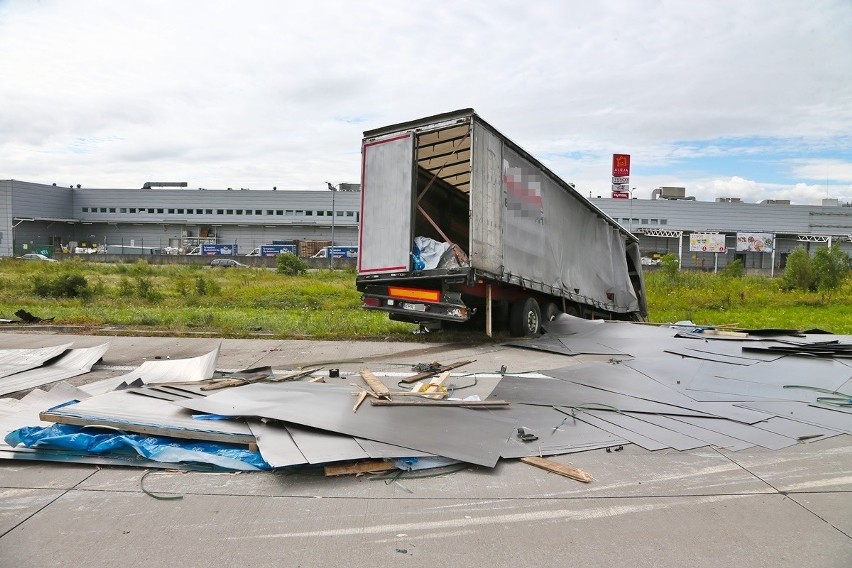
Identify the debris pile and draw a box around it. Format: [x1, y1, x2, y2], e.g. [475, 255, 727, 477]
[1, 316, 850, 480]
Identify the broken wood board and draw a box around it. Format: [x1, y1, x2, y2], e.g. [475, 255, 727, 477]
[520, 456, 592, 483]
[359, 368, 390, 396]
[370, 399, 509, 408]
[324, 459, 396, 476]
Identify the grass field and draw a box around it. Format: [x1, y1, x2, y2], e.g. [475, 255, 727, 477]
[1, 258, 850, 337]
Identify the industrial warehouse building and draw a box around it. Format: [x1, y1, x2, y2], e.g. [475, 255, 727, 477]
[2, 179, 850, 272]
[0, 180, 361, 258]
[591, 188, 852, 273]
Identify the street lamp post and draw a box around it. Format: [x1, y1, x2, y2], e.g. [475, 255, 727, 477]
[326, 182, 338, 269]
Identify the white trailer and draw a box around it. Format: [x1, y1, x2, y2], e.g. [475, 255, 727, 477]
[356, 109, 647, 336]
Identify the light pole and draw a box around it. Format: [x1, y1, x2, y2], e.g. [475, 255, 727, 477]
[629, 187, 635, 233]
[326, 182, 338, 269]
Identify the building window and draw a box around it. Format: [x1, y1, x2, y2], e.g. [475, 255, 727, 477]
[306, 210, 313, 216]
[217, 209, 224, 215]
[168, 209, 175, 214]
[227, 209, 234, 215]
[246, 210, 253, 215]
[317, 211, 325, 216]
[337, 210, 344, 217]
[206, 209, 212, 214]
[641, 219, 648, 225]
[236, 210, 243, 215]
[156, 208, 163, 214]
[660, 219, 668, 225]
[177, 209, 184, 214]
[346, 211, 354, 217]
[295, 210, 304, 215]
[277, 210, 284, 215]
[650, 218, 658, 225]
[120, 208, 127, 213]
[284, 210, 293, 215]
[147, 208, 155, 213]
[129, 208, 137, 213]
[109, 208, 116, 213]
[82, 207, 89, 212]
[266, 210, 273, 215]
[255, 210, 262, 215]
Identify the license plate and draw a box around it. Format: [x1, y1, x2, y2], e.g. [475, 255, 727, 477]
[402, 303, 426, 312]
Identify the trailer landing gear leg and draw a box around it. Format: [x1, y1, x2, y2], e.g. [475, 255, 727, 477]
[485, 284, 492, 338]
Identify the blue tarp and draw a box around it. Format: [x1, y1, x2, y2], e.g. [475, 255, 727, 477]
[5, 424, 270, 471]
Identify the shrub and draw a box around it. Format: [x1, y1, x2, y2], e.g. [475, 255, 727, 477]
[135, 276, 162, 302]
[33, 273, 91, 298]
[812, 244, 850, 299]
[276, 253, 308, 276]
[720, 259, 744, 278]
[781, 246, 815, 291]
[659, 253, 679, 279]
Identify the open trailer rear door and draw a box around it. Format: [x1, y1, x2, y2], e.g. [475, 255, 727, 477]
[358, 133, 415, 275]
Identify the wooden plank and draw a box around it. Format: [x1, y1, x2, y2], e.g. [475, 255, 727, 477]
[370, 399, 509, 408]
[399, 360, 476, 384]
[352, 390, 368, 413]
[359, 368, 390, 396]
[413, 371, 452, 399]
[324, 459, 396, 477]
[520, 456, 592, 483]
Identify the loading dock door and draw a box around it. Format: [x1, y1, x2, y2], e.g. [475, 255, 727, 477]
[358, 134, 415, 274]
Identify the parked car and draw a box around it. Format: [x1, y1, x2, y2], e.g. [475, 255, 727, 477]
[16, 253, 58, 262]
[210, 258, 247, 268]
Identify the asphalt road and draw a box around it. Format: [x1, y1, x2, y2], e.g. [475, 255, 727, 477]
[0, 331, 850, 567]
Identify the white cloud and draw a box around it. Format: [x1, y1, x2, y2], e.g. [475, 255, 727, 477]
[1, 0, 851, 199]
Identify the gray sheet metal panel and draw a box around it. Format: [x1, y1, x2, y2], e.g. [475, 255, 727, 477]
[736, 401, 852, 434]
[43, 390, 255, 443]
[358, 134, 415, 275]
[175, 382, 516, 468]
[752, 416, 842, 441]
[584, 410, 709, 451]
[626, 413, 755, 451]
[247, 420, 307, 468]
[0, 343, 110, 396]
[80, 347, 219, 396]
[355, 438, 433, 459]
[469, 122, 503, 273]
[573, 412, 668, 451]
[0, 344, 72, 379]
[498, 404, 625, 458]
[285, 425, 370, 464]
[668, 415, 799, 450]
[489, 375, 711, 417]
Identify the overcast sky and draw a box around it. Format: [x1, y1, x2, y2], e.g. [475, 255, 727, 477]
[2, 0, 851, 204]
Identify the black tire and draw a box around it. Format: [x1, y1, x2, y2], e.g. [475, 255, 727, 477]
[509, 297, 542, 337]
[543, 302, 561, 322]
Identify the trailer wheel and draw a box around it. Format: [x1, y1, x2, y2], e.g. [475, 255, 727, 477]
[509, 297, 542, 337]
[543, 303, 561, 322]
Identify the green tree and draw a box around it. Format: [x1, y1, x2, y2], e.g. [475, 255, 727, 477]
[781, 246, 815, 291]
[812, 244, 850, 300]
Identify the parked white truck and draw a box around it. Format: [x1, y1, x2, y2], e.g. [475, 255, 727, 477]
[356, 109, 647, 336]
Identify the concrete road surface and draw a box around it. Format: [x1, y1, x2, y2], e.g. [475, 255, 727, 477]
[0, 331, 849, 567]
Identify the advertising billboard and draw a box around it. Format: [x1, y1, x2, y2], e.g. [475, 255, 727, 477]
[736, 233, 773, 253]
[689, 233, 726, 253]
[612, 154, 631, 177]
